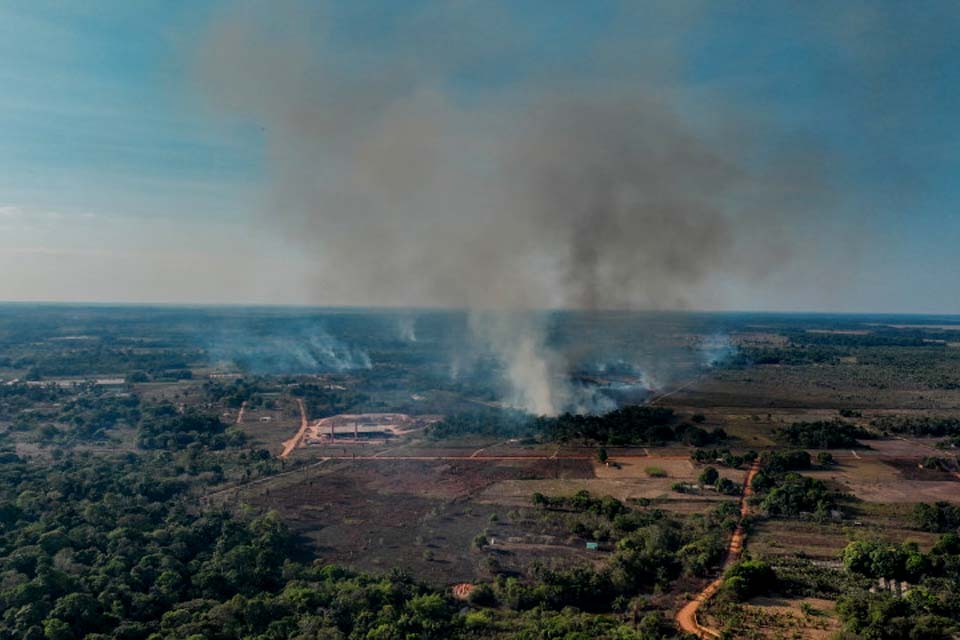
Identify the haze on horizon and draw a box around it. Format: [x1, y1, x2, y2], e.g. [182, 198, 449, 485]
[1, 1, 958, 314]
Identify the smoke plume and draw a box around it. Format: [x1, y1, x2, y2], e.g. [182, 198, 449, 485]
[208, 325, 371, 374]
[194, 2, 834, 414]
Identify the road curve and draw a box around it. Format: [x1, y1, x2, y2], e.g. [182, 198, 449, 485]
[279, 398, 309, 459]
[676, 459, 760, 638]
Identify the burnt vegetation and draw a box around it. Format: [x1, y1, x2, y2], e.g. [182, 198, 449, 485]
[429, 405, 727, 447]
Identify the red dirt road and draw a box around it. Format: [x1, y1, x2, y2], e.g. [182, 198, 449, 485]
[675, 459, 760, 639]
[280, 399, 309, 460]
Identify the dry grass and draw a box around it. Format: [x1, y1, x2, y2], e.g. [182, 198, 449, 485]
[803, 459, 959, 504]
[726, 596, 841, 640]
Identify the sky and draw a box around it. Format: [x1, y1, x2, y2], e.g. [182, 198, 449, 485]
[0, 0, 958, 312]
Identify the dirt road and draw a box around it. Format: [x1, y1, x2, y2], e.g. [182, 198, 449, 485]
[676, 459, 760, 639]
[235, 401, 247, 425]
[201, 456, 331, 504]
[646, 377, 701, 405]
[314, 454, 596, 461]
[279, 399, 309, 459]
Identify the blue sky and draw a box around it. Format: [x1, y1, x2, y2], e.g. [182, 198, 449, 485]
[0, 1, 958, 311]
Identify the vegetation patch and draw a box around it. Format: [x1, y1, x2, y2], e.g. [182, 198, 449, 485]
[775, 420, 873, 449]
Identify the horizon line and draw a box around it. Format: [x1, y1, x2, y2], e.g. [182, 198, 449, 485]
[0, 299, 959, 319]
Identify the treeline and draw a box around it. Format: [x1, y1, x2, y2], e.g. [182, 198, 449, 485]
[290, 382, 369, 420]
[15, 346, 195, 379]
[757, 449, 812, 473]
[537, 406, 726, 446]
[426, 409, 537, 440]
[714, 330, 945, 371]
[789, 331, 933, 348]
[691, 448, 757, 469]
[871, 415, 960, 438]
[719, 346, 838, 367]
[531, 489, 629, 519]
[125, 369, 193, 383]
[428, 405, 727, 447]
[775, 420, 873, 449]
[204, 378, 280, 410]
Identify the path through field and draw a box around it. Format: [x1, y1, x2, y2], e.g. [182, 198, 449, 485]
[235, 400, 247, 425]
[201, 456, 331, 504]
[675, 459, 760, 639]
[646, 377, 701, 405]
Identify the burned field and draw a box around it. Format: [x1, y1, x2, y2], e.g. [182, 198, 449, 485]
[234, 458, 596, 584]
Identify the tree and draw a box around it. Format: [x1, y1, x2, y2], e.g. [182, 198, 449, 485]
[914, 502, 960, 533]
[842, 540, 909, 579]
[716, 477, 739, 496]
[722, 560, 776, 601]
[42, 619, 73, 640]
[699, 466, 719, 486]
[596, 447, 609, 464]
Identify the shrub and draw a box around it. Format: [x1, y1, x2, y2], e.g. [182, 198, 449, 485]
[467, 583, 497, 607]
